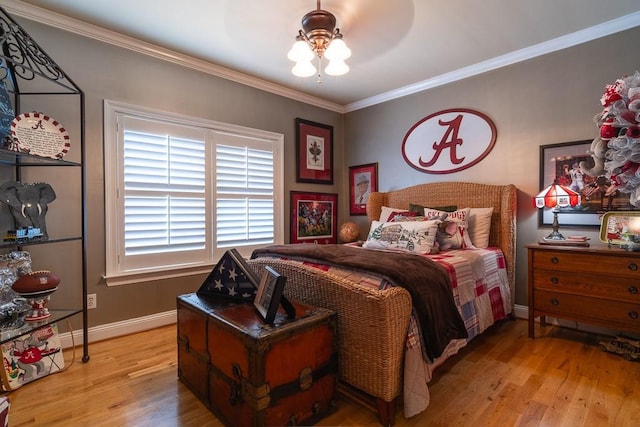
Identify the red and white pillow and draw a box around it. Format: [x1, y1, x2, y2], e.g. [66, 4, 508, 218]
[379, 206, 409, 222]
[424, 207, 474, 249]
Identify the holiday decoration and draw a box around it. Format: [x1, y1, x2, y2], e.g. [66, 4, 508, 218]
[581, 71, 640, 206]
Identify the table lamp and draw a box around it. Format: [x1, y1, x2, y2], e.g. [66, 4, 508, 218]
[534, 180, 580, 240]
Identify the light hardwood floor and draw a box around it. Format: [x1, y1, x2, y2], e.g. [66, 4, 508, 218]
[4, 318, 640, 426]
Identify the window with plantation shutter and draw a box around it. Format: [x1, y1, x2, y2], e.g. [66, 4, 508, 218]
[104, 100, 284, 286]
[215, 143, 275, 248]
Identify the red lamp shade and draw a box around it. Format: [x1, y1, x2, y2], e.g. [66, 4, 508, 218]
[534, 181, 581, 241]
[534, 181, 580, 209]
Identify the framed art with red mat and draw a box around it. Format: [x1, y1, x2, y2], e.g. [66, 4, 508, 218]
[349, 162, 378, 215]
[290, 192, 337, 244]
[295, 118, 333, 184]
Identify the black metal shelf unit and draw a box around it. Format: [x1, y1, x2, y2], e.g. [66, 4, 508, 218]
[0, 7, 88, 362]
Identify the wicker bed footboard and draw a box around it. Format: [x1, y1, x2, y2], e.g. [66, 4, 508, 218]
[248, 258, 413, 404]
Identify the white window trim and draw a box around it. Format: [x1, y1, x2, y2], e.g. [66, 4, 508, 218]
[103, 99, 284, 286]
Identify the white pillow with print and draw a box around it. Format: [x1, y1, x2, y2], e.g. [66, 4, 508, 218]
[363, 220, 440, 254]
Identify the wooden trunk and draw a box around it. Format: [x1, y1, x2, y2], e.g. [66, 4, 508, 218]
[177, 293, 337, 426]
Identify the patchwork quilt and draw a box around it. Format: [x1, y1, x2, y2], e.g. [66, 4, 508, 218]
[256, 246, 511, 417]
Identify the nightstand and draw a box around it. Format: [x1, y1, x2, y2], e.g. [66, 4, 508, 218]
[527, 243, 640, 338]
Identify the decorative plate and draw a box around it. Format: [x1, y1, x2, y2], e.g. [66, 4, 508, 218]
[10, 112, 70, 159]
[599, 211, 640, 245]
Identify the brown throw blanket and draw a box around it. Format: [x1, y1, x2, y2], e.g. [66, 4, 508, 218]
[251, 244, 468, 361]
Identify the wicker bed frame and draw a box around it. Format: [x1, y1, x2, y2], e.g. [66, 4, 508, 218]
[248, 182, 516, 425]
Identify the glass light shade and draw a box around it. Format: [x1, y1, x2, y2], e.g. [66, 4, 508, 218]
[534, 182, 580, 241]
[292, 61, 317, 77]
[534, 182, 580, 208]
[324, 59, 349, 76]
[287, 40, 314, 62]
[324, 38, 351, 61]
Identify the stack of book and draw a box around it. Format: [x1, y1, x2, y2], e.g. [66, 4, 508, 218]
[539, 235, 590, 246]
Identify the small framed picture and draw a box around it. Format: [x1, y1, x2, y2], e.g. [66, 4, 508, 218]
[253, 266, 287, 324]
[598, 211, 640, 246]
[349, 163, 378, 215]
[295, 118, 333, 184]
[290, 191, 338, 244]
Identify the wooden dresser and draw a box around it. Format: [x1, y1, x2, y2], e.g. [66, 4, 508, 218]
[527, 243, 640, 338]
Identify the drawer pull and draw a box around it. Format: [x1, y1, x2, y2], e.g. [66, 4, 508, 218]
[629, 263, 638, 271]
[629, 286, 639, 294]
[550, 298, 559, 306]
[629, 311, 639, 320]
[550, 257, 559, 264]
[551, 277, 559, 285]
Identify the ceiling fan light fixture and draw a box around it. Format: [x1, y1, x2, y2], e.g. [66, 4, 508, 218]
[292, 60, 317, 78]
[289, 0, 350, 81]
[287, 37, 314, 62]
[324, 35, 350, 61]
[325, 59, 349, 76]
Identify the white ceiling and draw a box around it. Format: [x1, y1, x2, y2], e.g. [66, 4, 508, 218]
[5, 0, 640, 112]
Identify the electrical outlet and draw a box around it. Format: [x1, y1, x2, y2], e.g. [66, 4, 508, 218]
[87, 293, 97, 309]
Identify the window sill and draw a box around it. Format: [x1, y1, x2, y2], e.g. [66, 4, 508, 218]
[103, 264, 214, 286]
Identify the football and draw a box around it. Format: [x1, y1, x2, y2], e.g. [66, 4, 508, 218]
[12, 270, 60, 296]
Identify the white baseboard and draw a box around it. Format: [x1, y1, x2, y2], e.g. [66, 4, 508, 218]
[53, 304, 530, 350]
[58, 309, 177, 349]
[511, 304, 622, 337]
[513, 303, 528, 319]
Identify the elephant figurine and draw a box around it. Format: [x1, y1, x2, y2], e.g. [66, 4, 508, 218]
[0, 181, 56, 239]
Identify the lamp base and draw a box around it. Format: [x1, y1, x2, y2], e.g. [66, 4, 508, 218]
[546, 209, 566, 240]
[545, 230, 566, 240]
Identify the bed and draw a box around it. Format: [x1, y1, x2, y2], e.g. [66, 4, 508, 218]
[248, 181, 516, 425]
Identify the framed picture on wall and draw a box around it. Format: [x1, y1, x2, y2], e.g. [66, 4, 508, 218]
[296, 118, 333, 184]
[349, 163, 378, 215]
[539, 140, 632, 228]
[290, 191, 338, 244]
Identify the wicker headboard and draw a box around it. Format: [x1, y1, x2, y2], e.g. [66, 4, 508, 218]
[366, 182, 517, 301]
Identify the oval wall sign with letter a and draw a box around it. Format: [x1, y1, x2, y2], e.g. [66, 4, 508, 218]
[401, 108, 497, 174]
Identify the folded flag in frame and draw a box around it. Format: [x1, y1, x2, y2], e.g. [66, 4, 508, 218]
[197, 248, 259, 301]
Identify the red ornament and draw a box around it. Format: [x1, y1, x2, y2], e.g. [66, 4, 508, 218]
[601, 84, 623, 106]
[600, 118, 618, 140]
[626, 126, 640, 139]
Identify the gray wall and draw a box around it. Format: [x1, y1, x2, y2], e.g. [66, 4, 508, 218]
[13, 17, 343, 328]
[344, 26, 640, 305]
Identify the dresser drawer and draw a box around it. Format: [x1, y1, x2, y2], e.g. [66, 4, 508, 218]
[535, 289, 640, 331]
[533, 250, 640, 279]
[532, 269, 640, 303]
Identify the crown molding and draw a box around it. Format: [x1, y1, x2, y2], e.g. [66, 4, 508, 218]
[3, 1, 639, 114]
[345, 11, 640, 112]
[2, 0, 347, 114]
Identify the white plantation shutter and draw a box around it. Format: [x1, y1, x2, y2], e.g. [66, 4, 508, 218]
[117, 117, 209, 272]
[104, 100, 284, 285]
[123, 130, 207, 255]
[215, 136, 275, 249]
